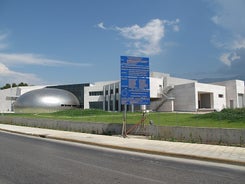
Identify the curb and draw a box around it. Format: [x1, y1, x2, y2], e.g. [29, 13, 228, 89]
[1, 128, 245, 166]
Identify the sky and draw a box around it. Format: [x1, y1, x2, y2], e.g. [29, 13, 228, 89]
[0, 0, 245, 86]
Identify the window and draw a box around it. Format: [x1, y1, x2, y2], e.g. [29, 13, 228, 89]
[218, 94, 223, 98]
[89, 91, 103, 96]
[89, 102, 103, 109]
[110, 89, 113, 94]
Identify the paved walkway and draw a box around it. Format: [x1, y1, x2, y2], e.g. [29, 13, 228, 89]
[0, 124, 245, 166]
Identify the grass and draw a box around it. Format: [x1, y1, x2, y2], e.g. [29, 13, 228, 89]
[3, 108, 245, 129]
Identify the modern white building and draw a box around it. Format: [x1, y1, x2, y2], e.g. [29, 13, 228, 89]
[84, 72, 244, 112]
[0, 72, 244, 113]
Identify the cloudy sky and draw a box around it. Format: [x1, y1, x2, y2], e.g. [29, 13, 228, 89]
[0, 0, 244, 86]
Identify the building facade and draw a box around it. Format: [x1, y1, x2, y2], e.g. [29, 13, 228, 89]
[83, 72, 244, 112]
[0, 72, 244, 113]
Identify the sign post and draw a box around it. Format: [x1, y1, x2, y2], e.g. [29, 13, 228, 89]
[121, 104, 127, 137]
[120, 56, 150, 137]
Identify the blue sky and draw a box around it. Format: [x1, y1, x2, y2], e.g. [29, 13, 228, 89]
[0, 0, 244, 86]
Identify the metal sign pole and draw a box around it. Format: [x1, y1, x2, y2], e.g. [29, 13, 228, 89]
[122, 104, 127, 137]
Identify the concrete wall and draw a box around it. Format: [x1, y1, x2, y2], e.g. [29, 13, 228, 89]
[0, 116, 123, 135]
[214, 80, 245, 108]
[150, 78, 163, 98]
[152, 126, 245, 146]
[1, 116, 244, 146]
[0, 88, 15, 113]
[168, 76, 196, 86]
[173, 83, 196, 111]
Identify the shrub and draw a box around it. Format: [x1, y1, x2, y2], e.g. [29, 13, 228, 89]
[197, 108, 245, 122]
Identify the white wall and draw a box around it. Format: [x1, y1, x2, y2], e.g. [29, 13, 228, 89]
[84, 81, 118, 109]
[214, 80, 244, 108]
[168, 76, 196, 86]
[173, 82, 226, 112]
[173, 83, 196, 112]
[150, 77, 163, 98]
[84, 84, 101, 109]
[195, 83, 226, 111]
[0, 88, 14, 112]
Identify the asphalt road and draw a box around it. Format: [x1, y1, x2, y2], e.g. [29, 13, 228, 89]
[0, 131, 244, 184]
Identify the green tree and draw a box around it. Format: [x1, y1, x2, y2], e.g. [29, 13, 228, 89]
[0, 82, 29, 90]
[18, 82, 28, 87]
[12, 83, 17, 87]
[0, 83, 11, 90]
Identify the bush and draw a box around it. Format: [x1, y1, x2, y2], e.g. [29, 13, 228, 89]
[49, 109, 112, 117]
[197, 108, 245, 122]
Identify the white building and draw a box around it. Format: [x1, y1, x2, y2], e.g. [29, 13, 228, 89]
[0, 86, 46, 113]
[213, 80, 245, 109]
[84, 72, 244, 112]
[1, 72, 244, 113]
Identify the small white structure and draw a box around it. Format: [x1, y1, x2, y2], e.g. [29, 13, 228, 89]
[171, 82, 226, 112]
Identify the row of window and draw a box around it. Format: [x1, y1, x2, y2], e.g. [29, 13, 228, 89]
[89, 91, 103, 96]
[89, 88, 119, 96]
[105, 88, 119, 95]
[61, 104, 79, 107]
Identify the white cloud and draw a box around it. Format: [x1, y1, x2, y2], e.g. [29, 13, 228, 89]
[211, 0, 245, 34]
[0, 52, 92, 85]
[232, 36, 245, 50]
[219, 53, 230, 66]
[0, 63, 42, 84]
[0, 31, 93, 85]
[163, 19, 180, 32]
[0, 53, 92, 67]
[98, 18, 180, 56]
[116, 19, 164, 55]
[0, 62, 11, 74]
[210, 0, 245, 66]
[220, 52, 240, 66]
[97, 22, 106, 30]
[0, 31, 9, 50]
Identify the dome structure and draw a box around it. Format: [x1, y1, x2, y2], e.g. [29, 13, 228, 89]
[14, 88, 80, 113]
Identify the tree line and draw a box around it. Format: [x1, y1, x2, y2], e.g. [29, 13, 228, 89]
[0, 82, 29, 90]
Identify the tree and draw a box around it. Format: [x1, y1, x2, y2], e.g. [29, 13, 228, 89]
[12, 83, 17, 87]
[18, 82, 28, 87]
[0, 82, 29, 90]
[0, 83, 11, 90]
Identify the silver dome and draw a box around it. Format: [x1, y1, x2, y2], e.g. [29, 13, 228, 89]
[14, 88, 80, 113]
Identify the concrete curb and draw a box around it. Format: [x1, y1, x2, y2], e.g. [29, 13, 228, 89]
[48, 136, 245, 166]
[1, 127, 245, 166]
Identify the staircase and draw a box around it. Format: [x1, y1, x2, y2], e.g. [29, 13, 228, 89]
[155, 85, 175, 111]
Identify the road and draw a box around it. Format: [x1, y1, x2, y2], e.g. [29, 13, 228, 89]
[0, 131, 244, 184]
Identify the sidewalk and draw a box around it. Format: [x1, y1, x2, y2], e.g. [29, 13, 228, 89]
[0, 124, 245, 166]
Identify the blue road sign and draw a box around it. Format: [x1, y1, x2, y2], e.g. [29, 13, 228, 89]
[120, 56, 150, 105]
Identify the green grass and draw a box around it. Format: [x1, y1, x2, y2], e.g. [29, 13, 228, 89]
[3, 108, 245, 129]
